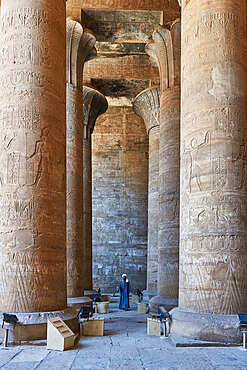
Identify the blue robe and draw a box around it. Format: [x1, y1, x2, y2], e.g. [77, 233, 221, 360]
[119, 279, 130, 309]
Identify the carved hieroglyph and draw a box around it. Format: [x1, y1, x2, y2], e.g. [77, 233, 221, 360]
[82, 86, 108, 291]
[179, 0, 247, 314]
[133, 87, 160, 292]
[66, 19, 96, 298]
[0, 0, 67, 312]
[153, 20, 181, 300]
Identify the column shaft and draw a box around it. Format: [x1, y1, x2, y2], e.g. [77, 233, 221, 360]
[180, 0, 247, 315]
[147, 126, 159, 291]
[0, 0, 67, 312]
[82, 136, 92, 291]
[66, 20, 96, 298]
[158, 87, 180, 299]
[66, 85, 84, 297]
[172, 0, 247, 342]
[133, 87, 160, 294]
[149, 21, 181, 310]
[82, 86, 108, 292]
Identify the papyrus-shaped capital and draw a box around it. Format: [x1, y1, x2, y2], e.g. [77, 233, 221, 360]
[153, 19, 181, 92]
[145, 40, 158, 68]
[83, 86, 108, 135]
[133, 87, 160, 134]
[66, 18, 97, 87]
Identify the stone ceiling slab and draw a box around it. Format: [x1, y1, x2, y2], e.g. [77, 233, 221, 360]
[67, 0, 180, 13]
[90, 78, 150, 98]
[82, 9, 161, 42]
[83, 55, 159, 83]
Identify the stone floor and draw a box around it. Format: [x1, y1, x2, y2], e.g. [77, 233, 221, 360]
[0, 303, 247, 369]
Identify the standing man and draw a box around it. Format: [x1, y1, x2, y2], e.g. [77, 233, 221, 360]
[119, 274, 131, 310]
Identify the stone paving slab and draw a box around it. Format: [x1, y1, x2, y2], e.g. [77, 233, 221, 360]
[0, 304, 246, 370]
[0, 349, 22, 368]
[36, 348, 79, 369]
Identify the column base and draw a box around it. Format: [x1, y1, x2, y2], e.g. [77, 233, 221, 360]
[0, 308, 79, 343]
[67, 296, 92, 310]
[142, 290, 157, 302]
[170, 308, 241, 344]
[149, 295, 178, 313]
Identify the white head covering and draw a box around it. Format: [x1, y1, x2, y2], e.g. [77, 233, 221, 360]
[122, 274, 127, 278]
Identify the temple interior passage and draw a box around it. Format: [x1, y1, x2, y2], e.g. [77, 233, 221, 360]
[1, 0, 247, 367]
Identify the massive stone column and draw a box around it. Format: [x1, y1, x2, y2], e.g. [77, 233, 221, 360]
[82, 86, 108, 291]
[133, 87, 160, 293]
[66, 19, 96, 298]
[149, 20, 181, 311]
[0, 0, 77, 339]
[171, 0, 247, 343]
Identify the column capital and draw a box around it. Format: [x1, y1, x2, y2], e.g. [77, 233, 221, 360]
[66, 18, 97, 87]
[153, 19, 181, 93]
[133, 87, 160, 134]
[83, 86, 108, 134]
[145, 41, 158, 68]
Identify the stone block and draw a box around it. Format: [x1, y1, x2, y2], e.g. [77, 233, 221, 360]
[0, 309, 79, 343]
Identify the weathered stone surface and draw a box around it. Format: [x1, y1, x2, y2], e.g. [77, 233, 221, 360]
[0, 308, 79, 342]
[149, 295, 178, 313]
[153, 20, 181, 301]
[82, 86, 108, 291]
[90, 78, 150, 99]
[92, 106, 148, 292]
[82, 9, 162, 43]
[172, 0, 247, 342]
[66, 19, 96, 298]
[83, 55, 159, 84]
[145, 41, 158, 68]
[0, 0, 67, 313]
[96, 41, 147, 54]
[1, 306, 247, 369]
[66, 0, 180, 18]
[171, 308, 241, 344]
[133, 87, 160, 292]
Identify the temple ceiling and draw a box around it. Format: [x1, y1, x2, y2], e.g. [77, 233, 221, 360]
[67, 2, 180, 104]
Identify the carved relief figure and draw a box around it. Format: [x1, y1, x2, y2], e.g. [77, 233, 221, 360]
[185, 131, 210, 193]
[232, 141, 247, 190]
[0, 133, 15, 186]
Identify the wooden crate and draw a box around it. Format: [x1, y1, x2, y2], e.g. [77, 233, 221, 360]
[138, 303, 147, 314]
[147, 318, 161, 336]
[80, 318, 104, 336]
[96, 301, 109, 314]
[47, 317, 75, 351]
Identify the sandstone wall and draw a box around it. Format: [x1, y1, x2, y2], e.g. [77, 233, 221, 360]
[92, 106, 148, 292]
